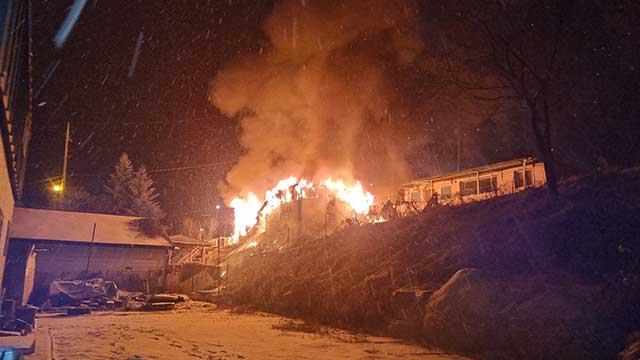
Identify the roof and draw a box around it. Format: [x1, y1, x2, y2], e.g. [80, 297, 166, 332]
[169, 235, 214, 246]
[402, 157, 539, 187]
[10, 207, 172, 247]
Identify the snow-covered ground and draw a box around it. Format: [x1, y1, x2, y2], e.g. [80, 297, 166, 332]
[36, 304, 471, 359]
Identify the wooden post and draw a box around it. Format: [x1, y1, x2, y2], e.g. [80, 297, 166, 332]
[297, 197, 303, 240]
[85, 222, 97, 273]
[532, 160, 537, 186]
[522, 159, 527, 189]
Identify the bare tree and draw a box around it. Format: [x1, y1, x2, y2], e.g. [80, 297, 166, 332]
[428, 0, 591, 196]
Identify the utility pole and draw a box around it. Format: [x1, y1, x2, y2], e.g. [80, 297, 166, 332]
[61, 122, 70, 198]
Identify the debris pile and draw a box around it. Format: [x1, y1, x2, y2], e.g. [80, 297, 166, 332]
[0, 301, 36, 335]
[40, 279, 207, 315]
[43, 278, 121, 312]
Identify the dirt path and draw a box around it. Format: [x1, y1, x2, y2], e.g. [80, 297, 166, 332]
[36, 307, 470, 360]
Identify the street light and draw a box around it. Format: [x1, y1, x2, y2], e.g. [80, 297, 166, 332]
[52, 184, 63, 193]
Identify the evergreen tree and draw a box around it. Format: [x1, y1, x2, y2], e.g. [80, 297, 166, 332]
[128, 165, 164, 219]
[105, 153, 134, 214]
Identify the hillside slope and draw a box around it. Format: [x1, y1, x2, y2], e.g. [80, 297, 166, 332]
[225, 168, 640, 359]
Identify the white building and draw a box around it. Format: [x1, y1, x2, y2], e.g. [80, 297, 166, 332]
[398, 157, 546, 210]
[0, 0, 33, 293]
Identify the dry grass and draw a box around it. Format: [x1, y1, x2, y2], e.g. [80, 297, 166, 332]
[225, 168, 640, 359]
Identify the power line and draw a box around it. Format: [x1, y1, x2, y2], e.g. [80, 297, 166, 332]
[148, 161, 235, 173]
[30, 161, 235, 184]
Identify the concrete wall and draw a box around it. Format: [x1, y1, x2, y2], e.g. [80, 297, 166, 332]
[165, 263, 219, 294]
[263, 196, 356, 242]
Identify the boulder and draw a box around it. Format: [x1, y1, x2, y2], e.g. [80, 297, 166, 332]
[391, 288, 431, 322]
[619, 332, 640, 360]
[423, 268, 616, 359]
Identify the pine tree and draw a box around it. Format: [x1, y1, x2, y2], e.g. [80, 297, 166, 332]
[128, 165, 164, 219]
[105, 153, 134, 214]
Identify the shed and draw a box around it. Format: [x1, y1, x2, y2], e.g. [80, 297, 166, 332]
[5, 208, 173, 304]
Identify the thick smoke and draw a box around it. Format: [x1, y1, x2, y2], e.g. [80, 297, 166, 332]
[210, 0, 424, 201]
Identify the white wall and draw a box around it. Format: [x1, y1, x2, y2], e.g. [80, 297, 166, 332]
[0, 138, 16, 290]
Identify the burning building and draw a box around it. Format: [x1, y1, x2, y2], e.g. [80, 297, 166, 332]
[209, 0, 426, 241]
[229, 177, 379, 244]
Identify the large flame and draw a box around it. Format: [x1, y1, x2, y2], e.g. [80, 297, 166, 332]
[322, 178, 374, 215]
[229, 177, 375, 241]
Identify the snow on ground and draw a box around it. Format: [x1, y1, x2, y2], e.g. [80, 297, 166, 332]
[36, 305, 471, 359]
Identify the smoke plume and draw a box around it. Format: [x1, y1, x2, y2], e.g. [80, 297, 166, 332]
[210, 0, 424, 200]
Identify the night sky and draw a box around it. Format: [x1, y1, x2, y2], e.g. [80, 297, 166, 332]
[28, 1, 276, 219]
[25, 0, 640, 221]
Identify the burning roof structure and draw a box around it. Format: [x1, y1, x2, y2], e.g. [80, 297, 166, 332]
[229, 176, 381, 243]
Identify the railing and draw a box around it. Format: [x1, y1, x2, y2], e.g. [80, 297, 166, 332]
[171, 246, 203, 265]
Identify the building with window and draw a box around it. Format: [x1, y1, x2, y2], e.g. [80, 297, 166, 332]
[398, 157, 546, 210]
[0, 0, 32, 294]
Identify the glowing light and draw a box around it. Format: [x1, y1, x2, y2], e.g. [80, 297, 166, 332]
[230, 193, 262, 240]
[322, 178, 374, 215]
[52, 184, 63, 193]
[228, 176, 376, 241]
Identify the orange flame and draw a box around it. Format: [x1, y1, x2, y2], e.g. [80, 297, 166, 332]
[229, 176, 375, 242]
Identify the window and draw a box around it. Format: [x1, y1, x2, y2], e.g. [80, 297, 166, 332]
[514, 170, 533, 188]
[460, 180, 478, 196]
[478, 176, 498, 194]
[441, 186, 452, 199]
[411, 190, 421, 202]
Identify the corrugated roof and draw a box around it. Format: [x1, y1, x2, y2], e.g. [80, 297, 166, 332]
[10, 207, 172, 247]
[169, 235, 214, 246]
[402, 157, 538, 187]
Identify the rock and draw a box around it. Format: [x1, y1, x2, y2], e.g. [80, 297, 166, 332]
[423, 268, 506, 354]
[364, 273, 393, 299]
[387, 319, 421, 339]
[390, 288, 431, 322]
[422, 268, 615, 359]
[619, 332, 640, 360]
